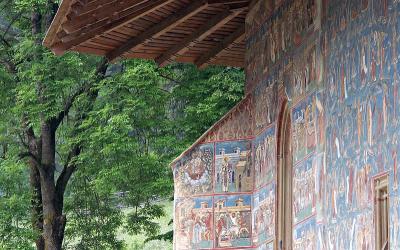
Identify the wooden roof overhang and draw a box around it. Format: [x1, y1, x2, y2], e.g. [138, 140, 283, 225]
[44, 0, 252, 68]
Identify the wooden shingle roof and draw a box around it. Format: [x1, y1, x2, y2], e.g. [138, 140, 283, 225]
[44, 0, 251, 68]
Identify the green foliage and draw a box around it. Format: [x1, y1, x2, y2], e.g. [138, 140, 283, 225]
[145, 229, 173, 244]
[61, 60, 244, 247]
[13, 39, 98, 125]
[63, 171, 124, 250]
[0, 56, 244, 249]
[13, 0, 48, 10]
[0, 147, 35, 250]
[0, 1, 244, 248]
[170, 64, 244, 145]
[73, 60, 174, 242]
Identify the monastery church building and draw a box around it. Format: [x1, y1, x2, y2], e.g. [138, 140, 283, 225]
[44, 0, 400, 249]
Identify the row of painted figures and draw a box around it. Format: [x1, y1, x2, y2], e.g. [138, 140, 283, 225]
[174, 195, 252, 249]
[302, 3, 400, 250]
[174, 187, 278, 250]
[174, 127, 278, 197]
[174, 160, 394, 250]
[246, 0, 317, 91]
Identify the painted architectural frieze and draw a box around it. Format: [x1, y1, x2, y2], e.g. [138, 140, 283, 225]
[293, 155, 316, 225]
[246, 0, 319, 93]
[256, 241, 274, 250]
[254, 83, 278, 133]
[355, 211, 374, 250]
[201, 95, 254, 143]
[390, 194, 400, 249]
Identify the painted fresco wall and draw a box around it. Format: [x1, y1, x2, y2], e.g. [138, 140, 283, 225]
[320, 1, 399, 249]
[172, 0, 400, 249]
[172, 95, 257, 250]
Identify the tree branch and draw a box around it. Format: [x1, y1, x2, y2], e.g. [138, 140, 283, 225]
[155, 69, 182, 85]
[45, 0, 58, 30]
[50, 58, 109, 131]
[0, 143, 7, 159]
[1, 11, 22, 41]
[51, 85, 89, 131]
[17, 132, 29, 149]
[23, 116, 37, 144]
[55, 145, 80, 197]
[55, 58, 108, 197]
[21, 115, 43, 171]
[19, 151, 40, 166]
[0, 58, 17, 74]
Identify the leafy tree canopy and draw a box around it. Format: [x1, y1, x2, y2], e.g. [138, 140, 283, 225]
[0, 1, 244, 249]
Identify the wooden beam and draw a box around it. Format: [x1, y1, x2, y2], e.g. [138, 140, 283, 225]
[155, 9, 241, 67]
[43, 0, 75, 47]
[69, 0, 89, 14]
[64, 0, 239, 37]
[63, 0, 145, 34]
[195, 24, 245, 69]
[52, 0, 174, 53]
[71, 0, 125, 16]
[249, 0, 261, 9]
[208, 0, 249, 4]
[70, 0, 248, 18]
[224, 3, 249, 10]
[106, 0, 209, 62]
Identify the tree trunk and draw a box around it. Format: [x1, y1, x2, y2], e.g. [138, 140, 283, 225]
[24, 121, 45, 250]
[40, 122, 65, 250]
[29, 58, 107, 250]
[28, 6, 48, 248]
[40, 170, 65, 250]
[30, 162, 45, 250]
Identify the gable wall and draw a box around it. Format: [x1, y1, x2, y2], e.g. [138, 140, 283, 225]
[172, 0, 400, 249]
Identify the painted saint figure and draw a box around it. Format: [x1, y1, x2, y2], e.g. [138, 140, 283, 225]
[221, 156, 231, 193]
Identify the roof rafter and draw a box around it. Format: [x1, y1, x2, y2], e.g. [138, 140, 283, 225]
[43, 0, 250, 67]
[106, 0, 210, 62]
[155, 9, 243, 67]
[208, 0, 249, 4]
[51, 0, 174, 54]
[63, 0, 146, 33]
[195, 24, 245, 69]
[71, 0, 130, 16]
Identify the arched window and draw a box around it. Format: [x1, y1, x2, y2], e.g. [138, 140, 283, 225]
[277, 100, 293, 250]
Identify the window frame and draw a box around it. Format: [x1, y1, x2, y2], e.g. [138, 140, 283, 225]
[374, 173, 389, 250]
[277, 100, 293, 250]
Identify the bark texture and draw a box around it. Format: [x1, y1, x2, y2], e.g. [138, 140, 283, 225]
[20, 3, 109, 249]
